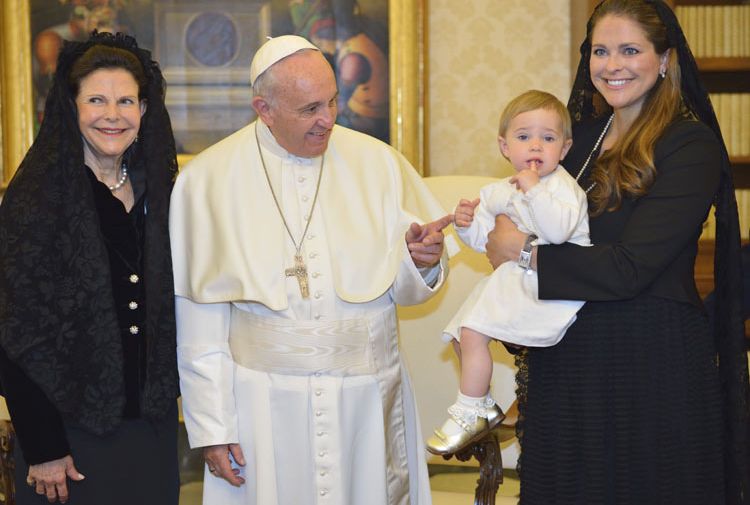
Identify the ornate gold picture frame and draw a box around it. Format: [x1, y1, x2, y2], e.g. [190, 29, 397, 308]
[0, 0, 425, 194]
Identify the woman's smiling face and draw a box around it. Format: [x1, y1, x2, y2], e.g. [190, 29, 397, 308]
[589, 14, 668, 120]
[76, 67, 145, 165]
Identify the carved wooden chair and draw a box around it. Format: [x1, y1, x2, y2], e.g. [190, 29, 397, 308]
[0, 420, 15, 505]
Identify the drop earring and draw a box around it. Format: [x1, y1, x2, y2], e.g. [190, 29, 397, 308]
[659, 68, 666, 79]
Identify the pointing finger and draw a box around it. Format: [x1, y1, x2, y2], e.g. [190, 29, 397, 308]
[428, 214, 453, 233]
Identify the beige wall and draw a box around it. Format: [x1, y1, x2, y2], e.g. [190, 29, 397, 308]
[428, 0, 572, 177]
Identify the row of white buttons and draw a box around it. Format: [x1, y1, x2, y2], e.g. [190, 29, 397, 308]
[128, 273, 140, 334]
[311, 375, 331, 500]
[296, 159, 333, 499]
[296, 167, 327, 321]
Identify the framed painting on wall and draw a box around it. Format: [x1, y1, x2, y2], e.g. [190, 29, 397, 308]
[0, 0, 426, 194]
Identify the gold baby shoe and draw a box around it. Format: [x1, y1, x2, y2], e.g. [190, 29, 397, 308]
[485, 403, 505, 429]
[426, 404, 505, 456]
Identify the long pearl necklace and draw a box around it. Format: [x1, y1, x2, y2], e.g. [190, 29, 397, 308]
[575, 114, 613, 194]
[108, 161, 129, 192]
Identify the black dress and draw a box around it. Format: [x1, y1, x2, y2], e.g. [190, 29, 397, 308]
[518, 118, 726, 504]
[1, 169, 179, 505]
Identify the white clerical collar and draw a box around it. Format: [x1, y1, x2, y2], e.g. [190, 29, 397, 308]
[256, 119, 322, 166]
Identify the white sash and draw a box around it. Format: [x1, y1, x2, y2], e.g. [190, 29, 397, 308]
[228, 305, 411, 505]
[228, 307, 374, 376]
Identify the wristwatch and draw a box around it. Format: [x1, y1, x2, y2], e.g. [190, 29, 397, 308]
[518, 233, 538, 273]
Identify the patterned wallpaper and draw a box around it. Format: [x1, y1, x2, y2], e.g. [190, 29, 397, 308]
[428, 0, 572, 177]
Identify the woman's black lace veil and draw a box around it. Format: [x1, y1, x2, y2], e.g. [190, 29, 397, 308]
[568, 2, 749, 502]
[0, 31, 178, 434]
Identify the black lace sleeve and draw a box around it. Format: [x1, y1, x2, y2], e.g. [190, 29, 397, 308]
[0, 346, 70, 464]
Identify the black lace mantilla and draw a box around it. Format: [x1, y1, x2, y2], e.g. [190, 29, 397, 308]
[0, 31, 179, 434]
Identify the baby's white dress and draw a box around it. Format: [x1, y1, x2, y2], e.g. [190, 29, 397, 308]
[443, 166, 590, 347]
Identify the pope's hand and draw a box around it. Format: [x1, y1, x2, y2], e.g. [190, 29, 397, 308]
[405, 214, 453, 268]
[204, 443, 246, 487]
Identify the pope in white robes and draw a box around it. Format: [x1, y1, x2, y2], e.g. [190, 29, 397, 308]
[170, 35, 452, 505]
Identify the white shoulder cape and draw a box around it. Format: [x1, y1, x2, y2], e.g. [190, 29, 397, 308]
[170, 122, 447, 310]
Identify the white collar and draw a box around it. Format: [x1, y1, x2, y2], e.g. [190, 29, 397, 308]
[256, 120, 322, 166]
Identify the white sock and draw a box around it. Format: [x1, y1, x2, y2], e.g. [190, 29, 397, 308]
[457, 391, 487, 410]
[439, 391, 490, 437]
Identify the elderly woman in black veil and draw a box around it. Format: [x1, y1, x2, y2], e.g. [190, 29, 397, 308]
[485, 1, 750, 504]
[0, 32, 179, 504]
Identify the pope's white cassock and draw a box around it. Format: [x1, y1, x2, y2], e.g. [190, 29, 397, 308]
[170, 120, 450, 505]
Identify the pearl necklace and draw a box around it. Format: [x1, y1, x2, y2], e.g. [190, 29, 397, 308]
[108, 161, 129, 192]
[575, 114, 613, 194]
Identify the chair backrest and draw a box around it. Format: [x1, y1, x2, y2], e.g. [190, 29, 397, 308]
[398, 175, 520, 468]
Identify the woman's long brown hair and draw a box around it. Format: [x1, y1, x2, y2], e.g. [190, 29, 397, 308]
[587, 0, 683, 215]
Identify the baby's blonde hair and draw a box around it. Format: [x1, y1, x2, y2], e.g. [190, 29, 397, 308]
[498, 90, 572, 140]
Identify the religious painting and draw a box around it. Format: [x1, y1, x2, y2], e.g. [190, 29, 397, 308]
[0, 0, 425, 190]
[269, 0, 390, 143]
[27, 0, 265, 155]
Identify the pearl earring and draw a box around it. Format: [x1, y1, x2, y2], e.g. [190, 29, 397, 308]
[659, 68, 666, 79]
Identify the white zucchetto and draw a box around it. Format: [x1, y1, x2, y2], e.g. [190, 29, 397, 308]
[249, 35, 320, 85]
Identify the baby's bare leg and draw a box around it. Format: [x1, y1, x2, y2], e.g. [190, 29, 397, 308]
[426, 328, 501, 455]
[458, 327, 492, 397]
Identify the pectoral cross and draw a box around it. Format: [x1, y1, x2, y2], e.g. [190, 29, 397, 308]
[285, 252, 310, 299]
